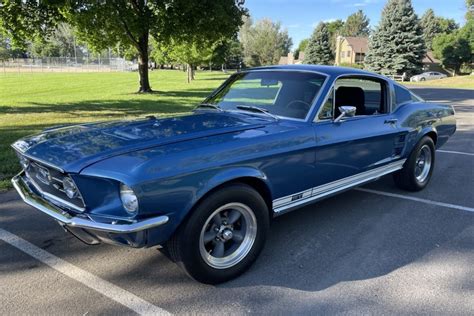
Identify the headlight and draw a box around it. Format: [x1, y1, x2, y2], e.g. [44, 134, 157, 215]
[63, 176, 78, 199]
[120, 183, 138, 214]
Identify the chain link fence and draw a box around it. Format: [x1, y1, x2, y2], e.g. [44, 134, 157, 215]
[0, 57, 138, 73]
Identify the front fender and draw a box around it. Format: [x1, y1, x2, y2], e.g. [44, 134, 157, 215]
[195, 166, 271, 205]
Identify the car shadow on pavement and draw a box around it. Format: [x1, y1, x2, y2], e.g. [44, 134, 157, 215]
[219, 188, 473, 292]
[408, 88, 474, 104]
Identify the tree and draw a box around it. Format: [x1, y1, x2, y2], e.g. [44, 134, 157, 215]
[433, 32, 471, 75]
[0, 0, 246, 93]
[326, 19, 345, 53]
[421, 10, 459, 50]
[294, 38, 309, 60]
[343, 10, 370, 37]
[240, 17, 292, 67]
[304, 22, 333, 65]
[365, 0, 426, 76]
[28, 23, 81, 58]
[467, 0, 474, 21]
[437, 17, 459, 34]
[208, 38, 243, 71]
[421, 9, 441, 49]
[0, 32, 25, 60]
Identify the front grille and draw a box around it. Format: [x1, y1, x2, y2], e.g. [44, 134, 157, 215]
[18, 153, 85, 212]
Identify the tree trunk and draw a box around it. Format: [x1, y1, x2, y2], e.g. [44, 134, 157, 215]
[137, 32, 152, 93]
[186, 63, 192, 83]
[186, 63, 196, 83]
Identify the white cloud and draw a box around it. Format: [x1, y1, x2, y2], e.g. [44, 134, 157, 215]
[350, 0, 378, 7]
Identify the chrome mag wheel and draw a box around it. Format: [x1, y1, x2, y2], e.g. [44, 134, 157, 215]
[199, 202, 257, 269]
[415, 144, 432, 183]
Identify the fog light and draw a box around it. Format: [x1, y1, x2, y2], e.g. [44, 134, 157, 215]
[120, 184, 138, 214]
[63, 177, 78, 199]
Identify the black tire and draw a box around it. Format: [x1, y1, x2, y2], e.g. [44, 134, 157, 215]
[165, 183, 269, 284]
[393, 136, 435, 191]
[420, 77, 426, 81]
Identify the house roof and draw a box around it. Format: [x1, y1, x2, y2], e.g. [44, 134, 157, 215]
[422, 51, 440, 64]
[344, 37, 368, 53]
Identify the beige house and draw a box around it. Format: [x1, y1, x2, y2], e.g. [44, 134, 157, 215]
[335, 36, 368, 66]
[278, 52, 305, 65]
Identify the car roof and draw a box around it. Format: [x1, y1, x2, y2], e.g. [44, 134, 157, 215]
[247, 64, 387, 79]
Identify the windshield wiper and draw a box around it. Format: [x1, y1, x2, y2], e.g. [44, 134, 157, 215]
[195, 103, 223, 111]
[236, 105, 279, 120]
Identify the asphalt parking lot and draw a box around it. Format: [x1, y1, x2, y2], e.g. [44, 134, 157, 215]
[1, 87, 473, 315]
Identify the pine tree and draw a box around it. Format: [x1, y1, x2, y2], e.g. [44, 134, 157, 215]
[304, 22, 333, 65]
[421, 9, 441, 49]
[343, 10, 370, 37]
[365, 0, 426, 76]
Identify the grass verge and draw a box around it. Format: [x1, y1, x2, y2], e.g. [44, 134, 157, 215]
[403, 75, 474, 89]
[0, 70, 230, 190]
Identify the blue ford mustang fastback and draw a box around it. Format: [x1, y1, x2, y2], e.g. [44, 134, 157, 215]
[12, 65, 456, 283]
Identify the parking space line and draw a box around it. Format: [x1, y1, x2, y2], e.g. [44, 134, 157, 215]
[437, 150, 474, 156]
[355, 188, 474, 213]
[0, 228, 170, 316]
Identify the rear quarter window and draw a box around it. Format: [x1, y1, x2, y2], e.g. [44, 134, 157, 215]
[394, 84, 414, 109]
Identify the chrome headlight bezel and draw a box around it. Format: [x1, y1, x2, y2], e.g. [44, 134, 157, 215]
[62, 176, 79, 199]
[18, 155, 30, 170]
[119, 183, 139, 214]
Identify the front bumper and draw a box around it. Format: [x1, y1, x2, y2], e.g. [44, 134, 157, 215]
[12, 172, 169, 247]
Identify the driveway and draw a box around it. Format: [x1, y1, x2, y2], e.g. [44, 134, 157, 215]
[1, 87, 473, 315]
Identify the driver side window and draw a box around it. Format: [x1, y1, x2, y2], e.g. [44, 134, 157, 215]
[318, 76, 387, 120]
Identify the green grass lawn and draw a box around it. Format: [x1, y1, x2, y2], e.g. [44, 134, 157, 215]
[0, 70, 230, 190]
[403, 75, 474, 89]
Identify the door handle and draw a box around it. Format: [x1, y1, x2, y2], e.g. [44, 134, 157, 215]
[384, 118, 398, 125]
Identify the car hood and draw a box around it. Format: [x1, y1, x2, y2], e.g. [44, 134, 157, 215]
[13, 112, 270, 173]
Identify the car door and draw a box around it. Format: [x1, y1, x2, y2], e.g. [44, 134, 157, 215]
[311, 76, 406, 187]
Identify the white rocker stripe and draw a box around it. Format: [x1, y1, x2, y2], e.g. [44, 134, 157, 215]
[272, 159, 406, 215]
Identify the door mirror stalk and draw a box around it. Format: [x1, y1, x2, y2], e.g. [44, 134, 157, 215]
[334, 106, 357, 122]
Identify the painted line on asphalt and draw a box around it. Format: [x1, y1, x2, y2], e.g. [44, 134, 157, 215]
[355, 188, 474, 213]
[0, 228, 170, 316]
[437, 150, 474, 157]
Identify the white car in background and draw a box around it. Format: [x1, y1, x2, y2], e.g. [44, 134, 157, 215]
[410, 72, 447, 82]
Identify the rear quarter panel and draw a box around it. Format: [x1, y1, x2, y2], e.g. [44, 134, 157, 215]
[394, 101, 456, 155]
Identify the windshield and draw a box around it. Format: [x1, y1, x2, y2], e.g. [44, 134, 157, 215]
[205, 71, 326, 120]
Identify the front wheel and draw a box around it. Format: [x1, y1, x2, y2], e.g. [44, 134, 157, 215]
[393, 136, 435, 191]
[165, 183, 269, 284]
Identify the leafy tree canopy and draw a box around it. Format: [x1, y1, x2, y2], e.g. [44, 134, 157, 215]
[421, 9, 459, 49]
[0, 0, 246, 92]
[240, 17, 292, 67]
[433, 31, 471, 75]
[326, 19, 345, 52]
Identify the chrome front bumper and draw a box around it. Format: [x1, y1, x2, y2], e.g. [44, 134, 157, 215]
[12, 172, 169, 235]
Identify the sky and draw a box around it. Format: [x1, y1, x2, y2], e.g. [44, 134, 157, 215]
[245, 0, 468, 48]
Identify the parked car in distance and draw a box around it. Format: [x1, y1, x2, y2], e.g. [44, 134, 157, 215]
[12, 65, 456, 284]
[410, 71, 447, 82]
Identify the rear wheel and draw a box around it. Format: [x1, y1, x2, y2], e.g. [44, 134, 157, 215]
[165, 183, 269, 284]
[393, 136, 435, 191]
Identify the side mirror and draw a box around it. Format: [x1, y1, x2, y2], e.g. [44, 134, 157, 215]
[334, 106, 356, 122]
